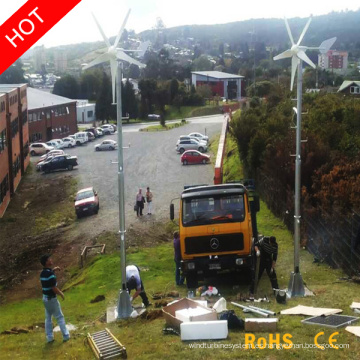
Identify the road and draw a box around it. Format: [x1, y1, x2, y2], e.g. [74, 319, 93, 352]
[33, 115, 224, 236]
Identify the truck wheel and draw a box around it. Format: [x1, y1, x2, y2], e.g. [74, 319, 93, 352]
[198, 147, 204, 153]
[68, 164, 73, 171]
[30, 150, 36, 156]
[186, 273, 198, 289]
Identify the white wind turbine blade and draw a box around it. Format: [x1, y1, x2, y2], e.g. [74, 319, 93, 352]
[92, 13, 111, 48]
[273, 49, 293, 61]
[138, 41, 150, 58]
[116, 50, 145, 68]
[318, 37, 337, 54]
[110, 58, 117, 104]
[284, 18, 295, 45]
[114, 9, 131, 49]
[293, 107, 298, 114]
[291, 56, 299, 91]
[82, 53, 111, 70]
[297, 50, 316, 68]
[297, 16, 312, 45]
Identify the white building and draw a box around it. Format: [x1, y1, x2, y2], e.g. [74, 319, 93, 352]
[76, 100, 96, 123]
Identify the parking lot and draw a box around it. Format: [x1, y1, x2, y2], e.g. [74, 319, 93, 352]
[31, 116, 223, 236]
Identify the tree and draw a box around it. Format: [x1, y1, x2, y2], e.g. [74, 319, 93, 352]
[192, 55, 213, 71]
[169, 78, 179, 103]
[53, 75, 79, 99]
[122, 79, 138, 121]
[0, 60, 26, 84]
[128, 64, 141, 79]
[138, 79, 157, 118]
[79, 69, 102, 101]
[196, 84, 212, 99]
[95, 72, 112, 122]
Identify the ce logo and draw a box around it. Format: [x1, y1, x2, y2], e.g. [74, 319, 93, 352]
[314, 332, 339, 350]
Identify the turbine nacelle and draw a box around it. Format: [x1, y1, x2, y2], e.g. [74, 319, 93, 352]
[273, 16, 336, 90]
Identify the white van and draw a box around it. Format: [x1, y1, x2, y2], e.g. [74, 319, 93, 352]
[74, 132, 88, 145]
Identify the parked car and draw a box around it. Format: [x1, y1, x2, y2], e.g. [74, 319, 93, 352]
[74, 132, 88, 145]
[30, 143, 54, 156]
[110, 124, 117, 132]
[96, 128, 104, 136]
[188, 132, 209, 142]
[100, 124, 115, 135]
[36, 154, 56, 171]
[62, 137, 76, 148]
[87, 127, 100, 138]
[38, 149, 65, 163]
[46, 140, 62, 149]
[74, 187, 99, 218]
[94, 139, 118, 151]
[176, 139, 207, 154]
[42, 155, 78, 173]
[148, 114, 161, 120]
[69, 134, 76, 140]
[86, 132, 95, 141]
[53, 139, 65, 149]
[177, 136, 207, 146]
[181, 150, 210, 165]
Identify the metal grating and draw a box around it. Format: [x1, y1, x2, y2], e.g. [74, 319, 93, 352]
[302, 315, 359, 328]
[87, 328, 127, 359]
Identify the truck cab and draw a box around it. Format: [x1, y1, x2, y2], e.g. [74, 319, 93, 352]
[171, 183, 259, 288]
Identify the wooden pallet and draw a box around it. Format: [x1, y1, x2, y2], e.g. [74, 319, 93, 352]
[87, 328, 127, 359]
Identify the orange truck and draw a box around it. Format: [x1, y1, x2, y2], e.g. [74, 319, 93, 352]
[170, 182, 259, 288]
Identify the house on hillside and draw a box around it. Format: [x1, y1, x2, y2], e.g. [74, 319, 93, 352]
[337, 81, 360, 96]
[191, 71, 244, 100]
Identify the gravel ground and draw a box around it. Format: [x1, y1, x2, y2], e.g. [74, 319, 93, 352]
[32, 115, 224, 237]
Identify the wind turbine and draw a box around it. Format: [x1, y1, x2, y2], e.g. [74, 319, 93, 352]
[273, 16, 336, 298]
[83, 9, 147, 103]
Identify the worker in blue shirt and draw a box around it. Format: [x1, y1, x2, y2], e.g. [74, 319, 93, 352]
[40, 254, 70, 343]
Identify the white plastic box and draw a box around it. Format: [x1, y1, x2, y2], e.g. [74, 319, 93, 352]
[180, 320, 228, 341]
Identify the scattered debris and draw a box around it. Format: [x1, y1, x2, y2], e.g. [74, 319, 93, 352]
[231, 302, 269, 317]
[280, 305, 343, 316]
[345, 326, 360, 337]
[155, 299, 170, 308]
[151, 291, 179, 300]
[219, 310, 244, 329]
[140, 310, 163, 321]
[350, 302, 360, 310]
[54, 324, 77, 332]
[163, 326, 180, 336]
[201, 286, 218, 296]
[213, 297, 227, 313]
[1, 327, 29, 335]
[90, 295, 105, 303]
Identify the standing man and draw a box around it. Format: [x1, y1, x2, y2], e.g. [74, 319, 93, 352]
[135, 189, 145, 217]
[173, 231, 184, 285]
[249, 236, 279, 298]
[40, 254, 70, 343]
[126, 265, 150, 307]
[146, 187, 153, 215]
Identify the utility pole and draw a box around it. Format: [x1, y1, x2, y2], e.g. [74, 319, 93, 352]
[116, 60, 132, 319]
[288, 60, 305, 297]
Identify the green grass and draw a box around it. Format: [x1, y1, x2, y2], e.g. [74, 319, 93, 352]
[2, 139, 360, 359]
[140, 121, 188, 132]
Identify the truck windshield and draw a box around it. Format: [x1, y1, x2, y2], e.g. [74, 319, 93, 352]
[182, 194, 245, 226]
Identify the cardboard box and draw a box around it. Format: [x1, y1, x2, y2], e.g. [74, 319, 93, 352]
[163, 298, 217, 329]
[175, 307, 213, 322]
[245, 318, 278, 332]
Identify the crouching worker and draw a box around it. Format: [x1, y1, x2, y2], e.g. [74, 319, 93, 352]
[249, 236, 279, 298]
[126, 265, 150, 307]
[40, 254, 70, 343]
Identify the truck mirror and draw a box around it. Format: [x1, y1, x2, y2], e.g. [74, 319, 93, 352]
[170, 203, 175, 220]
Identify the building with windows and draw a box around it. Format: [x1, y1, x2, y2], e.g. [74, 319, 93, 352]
[27, 88, 77, 143]
[76, 100, 96, 123]
[0, 84, 29, 218]
[318, 50, 348, 73]
[191, 71, 244, 100]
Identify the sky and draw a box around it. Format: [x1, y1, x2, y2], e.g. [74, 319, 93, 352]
[1, 0, 359, 48]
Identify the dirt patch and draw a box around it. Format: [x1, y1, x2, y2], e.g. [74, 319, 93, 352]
[139, 310, 163, 321]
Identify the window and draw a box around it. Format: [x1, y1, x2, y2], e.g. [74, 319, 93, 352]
[23, 142, 29, 158]
[22, 111, 28, 125]
[0, 129, 6, 152]
[29, 113, 33, 122]
[30, 133, 42, 142]
[0, 101, 5, 113]
[46, 111, 50, 119]
[87, 110, 93, 118]
[13, 156, 20, 177]
[11, 118, 19, 138]
[0, 174, 9, 205]
[350, 86, 360, 94]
